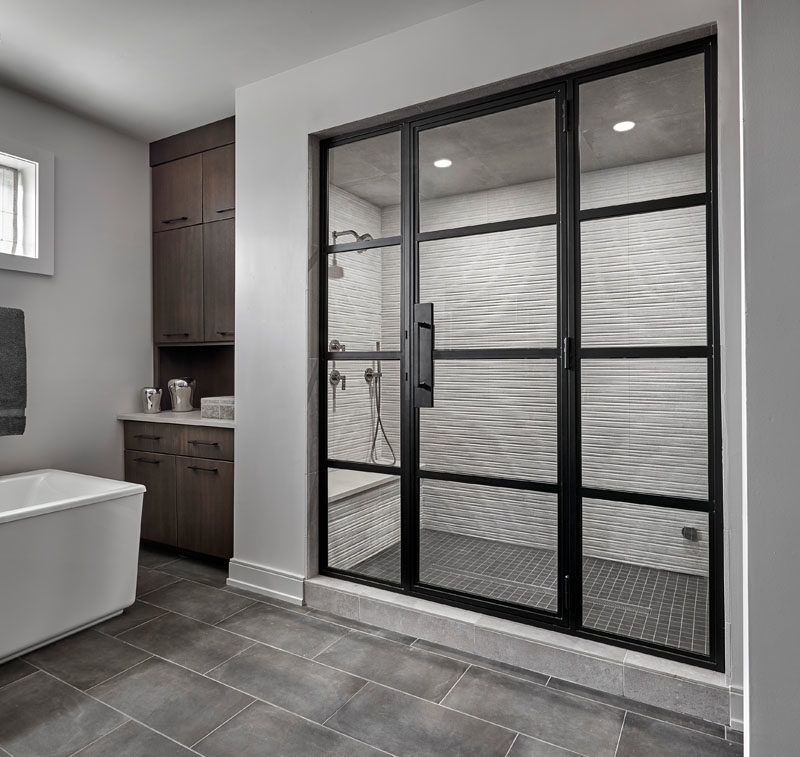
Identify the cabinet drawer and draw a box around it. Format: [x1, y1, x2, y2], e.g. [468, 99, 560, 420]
[176, 456, 233, 559]
[178, 425, 234, 461]
[124, 451, 177, 546]
[124, 421, 181, 454]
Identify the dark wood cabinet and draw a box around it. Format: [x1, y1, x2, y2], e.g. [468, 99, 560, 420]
[125, 451, 177, 546]
[152, 154, 202, 232]
[203, 144, 235, 222]
[203, 219, 235, 342]
[124, 421, 233, 559]
[176, 456, 234, 559]
[153, 226, 203, 343]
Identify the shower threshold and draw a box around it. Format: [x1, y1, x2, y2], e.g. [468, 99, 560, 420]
[353, 529, 708, 656]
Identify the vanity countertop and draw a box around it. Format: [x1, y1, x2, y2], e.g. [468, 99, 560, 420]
[117, 410, 235, 429]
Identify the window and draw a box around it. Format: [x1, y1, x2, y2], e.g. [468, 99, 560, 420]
[0, 135, 54, 276]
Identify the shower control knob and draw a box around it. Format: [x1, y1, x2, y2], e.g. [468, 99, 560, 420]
[330, 369, 345, 390]
[364, 367, 375, 384]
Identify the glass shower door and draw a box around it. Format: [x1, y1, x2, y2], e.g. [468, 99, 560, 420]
[413, 94, 565, 615]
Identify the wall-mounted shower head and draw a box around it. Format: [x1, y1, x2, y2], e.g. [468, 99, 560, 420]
[332, 229, 374, 243]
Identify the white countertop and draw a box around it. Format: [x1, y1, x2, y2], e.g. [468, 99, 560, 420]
[117, 410, 235, 429]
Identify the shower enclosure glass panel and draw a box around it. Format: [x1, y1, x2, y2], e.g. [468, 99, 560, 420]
[582, 499, 709, 655]
[579, 54, 705, 209]
[419, 480, 559, 611]
[327, 360, 400, 467]
[419, 227, 557, 349]
[327, 246, 401, 352]
[418, 99, 556, 232]
[327, 131, 401, 244]
[419, 359, 557, 481]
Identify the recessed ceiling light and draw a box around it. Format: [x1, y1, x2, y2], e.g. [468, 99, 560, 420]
[613, 120, 636, 132]
[433, 158, 452, 168]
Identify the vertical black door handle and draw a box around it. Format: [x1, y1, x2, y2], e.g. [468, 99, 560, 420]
[414, 303, 434, 408]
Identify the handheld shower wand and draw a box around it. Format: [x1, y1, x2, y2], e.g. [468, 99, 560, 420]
[365, 341, 397, 465]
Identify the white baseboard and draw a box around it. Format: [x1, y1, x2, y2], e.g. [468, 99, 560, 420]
[227, 558, 304, 605]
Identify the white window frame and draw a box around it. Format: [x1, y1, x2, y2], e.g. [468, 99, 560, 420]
[0, 134, 54, 276]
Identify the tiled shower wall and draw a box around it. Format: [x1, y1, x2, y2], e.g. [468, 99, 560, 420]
[326, 154, 709, 576]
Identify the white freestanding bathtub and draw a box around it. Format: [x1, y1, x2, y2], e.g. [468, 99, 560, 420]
[0, 469, 144, 663]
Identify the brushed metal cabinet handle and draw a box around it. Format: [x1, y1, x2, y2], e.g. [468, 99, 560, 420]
[188, 440, 219, 447]
[187, 465, 218, 473]
[161, 216, 188, 224]
[133, 457, 160, 465]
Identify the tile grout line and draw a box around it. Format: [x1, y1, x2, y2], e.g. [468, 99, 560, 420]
[436, 664, 472, 705]
[311, 629, 352, 661]
[0, 666, 37, 693]
[95, 604, 170, 638]
[203, 643, 258, 677]
[321, 680, 371, 726]
[83, 657, 154, 693]
[190, 700, 256, 749]
[503, 732, 519, 757]
[66, 719, 130, 757]
[613, 710, 628, 757]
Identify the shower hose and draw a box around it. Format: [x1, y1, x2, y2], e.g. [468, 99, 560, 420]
[369, 366, 397, 465]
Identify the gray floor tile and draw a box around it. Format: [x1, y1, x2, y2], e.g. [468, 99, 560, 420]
[305, 608, 417, 644]
[547, 676, 726, 739]
[138, 546, 179, 570]
[442, 666, 625, 757]
[207, 643, 366, 723]
[136, 567, 180, 596]
[89, 657, 252, 746]
[158, 558, 229, 588]
[94, 601, 169, 636]
[0, 659, 36, 691]
[616, 713, 743, 757]
[217, 602, 348, 657]
[140, 579, 255, 624]
[508, 734, 581, 756]
[118, 612, 253, 674]
[73, 720, 195, 756]
[24, 630, 150, 690]
[327, 682, 515, 757]
[316, 630, 467, 701]
[0, 672, 126, 757]
[412, 638, 550, 686]
[195, 700, 384, 756]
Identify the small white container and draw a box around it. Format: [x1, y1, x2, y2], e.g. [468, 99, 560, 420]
[201, 395, 235, 420]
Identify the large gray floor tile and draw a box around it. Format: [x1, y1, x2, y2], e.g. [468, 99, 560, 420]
[89, 657, 252, 746]
[94, 601, 168, 636]
[315, 630, 467, 701]
[136, 567, 180, 596]
[217, 602, 348, 657]
[140, 579, 254, 624]
[0, 672, 126, 757]
[207, 643, 366, 723]
[508, 734, 581, 756]
[412, 638, 550, 686]
[616, 713, 743, 757]
[24, 630, 150, 690]
[158, 558, 228, 588]
[138, 546, 178, 570]
[0, 659, 36, 691]
[327, 682, 516, 757]
[442, 666, 625, 757]
[195, 700, 384, 757]
[74, 720, 195, 756]
[119, 612, 252, 673]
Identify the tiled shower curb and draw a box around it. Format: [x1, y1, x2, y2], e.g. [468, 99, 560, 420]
[304, 575, 734, 730]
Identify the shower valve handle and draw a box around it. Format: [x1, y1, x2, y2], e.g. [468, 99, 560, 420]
[330, 369, 346, 390]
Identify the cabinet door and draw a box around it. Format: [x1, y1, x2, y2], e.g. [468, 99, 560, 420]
[202, 144, 235, 222]
[176, 456, 233, 559]
[153, 226, 203, 343]
[125, 451, 177, 546]
[203, 219, 235, 342]
[152, 154, 202, 231]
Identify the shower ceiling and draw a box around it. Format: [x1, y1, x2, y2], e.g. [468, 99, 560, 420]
[329, 54, 705, 206]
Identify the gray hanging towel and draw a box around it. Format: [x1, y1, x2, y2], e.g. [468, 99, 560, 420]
[0, 307, 26, 436]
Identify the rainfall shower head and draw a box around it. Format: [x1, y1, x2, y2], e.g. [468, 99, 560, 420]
[332, 229, 374, 243]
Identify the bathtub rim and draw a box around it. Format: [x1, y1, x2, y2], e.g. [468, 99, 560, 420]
[0, 468, 145, 526]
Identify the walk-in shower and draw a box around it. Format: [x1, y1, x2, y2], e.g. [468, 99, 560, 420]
[321, 38, 722, 669]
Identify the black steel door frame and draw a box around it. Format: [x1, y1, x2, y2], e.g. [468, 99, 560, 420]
[318, 36, 723, 671]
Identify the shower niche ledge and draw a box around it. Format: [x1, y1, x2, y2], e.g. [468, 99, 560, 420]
[304, 575, 732, 728]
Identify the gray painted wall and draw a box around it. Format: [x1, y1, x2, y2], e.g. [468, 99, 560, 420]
[0, 84, 151, 479]
[742, 0, 800, 752]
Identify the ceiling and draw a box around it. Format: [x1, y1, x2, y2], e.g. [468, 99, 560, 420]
[0, 0, 481, 141]
[330, 53, 706, 206]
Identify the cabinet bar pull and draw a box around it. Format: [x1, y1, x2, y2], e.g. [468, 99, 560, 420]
[163, 332, 189, 337]
[188, 440, 219, 447]
[216, 331, 235, 336]
[215, 207, 235, 213]
[161, 216, 188, 224]
[133, 457, 160, 464]
[134, 434, 162, 440]
[187, 465, 218, 473]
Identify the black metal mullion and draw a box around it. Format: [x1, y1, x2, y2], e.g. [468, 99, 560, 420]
[326, 351, 401, 362]
[318, 142, 330, 574]
[419, 468, 558, 495]
[581, 486, 712, 513]
[325, 236, 401, 254]
[417, 214, 557, 243]
[577, 193, 707, 222]
[580, 346, 710, 360]
[433, 348, 558, 361]
[328, 459, 402, 476]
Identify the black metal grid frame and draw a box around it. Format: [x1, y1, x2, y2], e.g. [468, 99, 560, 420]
[318, 36, 723, 671]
